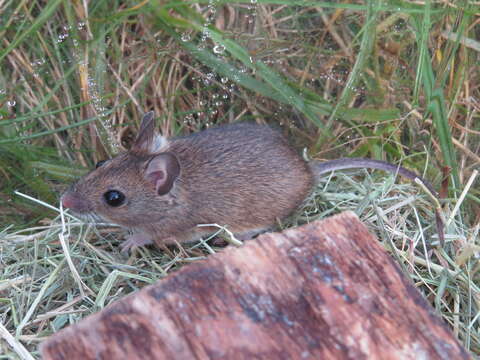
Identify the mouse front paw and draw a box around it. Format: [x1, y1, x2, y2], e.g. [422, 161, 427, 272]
[120, 233, 154, 254]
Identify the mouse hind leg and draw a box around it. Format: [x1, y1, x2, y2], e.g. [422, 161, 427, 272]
[234, 227, 271, 241]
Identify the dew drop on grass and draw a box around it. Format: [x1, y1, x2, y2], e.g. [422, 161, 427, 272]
[213, 44, 225, 54]
[206, 13, 215, 23]
[203, 72, 215, 85]
[57, 32, 69, 43]
[84, 74, 119, 149]
[184, 114, 194, 124]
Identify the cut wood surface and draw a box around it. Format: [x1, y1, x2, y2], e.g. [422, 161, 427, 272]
[41, 211, 470, 360]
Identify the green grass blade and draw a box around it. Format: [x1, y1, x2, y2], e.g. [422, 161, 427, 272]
[428, 89, 459, 189]
[0, 114, 108, 144]
[326, 0, 379, 128]
[412, 0, 432, 102]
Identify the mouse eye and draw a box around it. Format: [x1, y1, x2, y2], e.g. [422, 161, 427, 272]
[103, 190, 126, 207]
[96, 160, 107, 168]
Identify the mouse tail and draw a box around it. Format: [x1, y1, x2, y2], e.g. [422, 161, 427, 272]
[310, 158, 438, 197]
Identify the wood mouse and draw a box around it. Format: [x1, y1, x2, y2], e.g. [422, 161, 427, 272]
[61, 111, 438, 252]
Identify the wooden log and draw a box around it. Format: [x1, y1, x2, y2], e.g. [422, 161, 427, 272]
[41, 211, 470, 360]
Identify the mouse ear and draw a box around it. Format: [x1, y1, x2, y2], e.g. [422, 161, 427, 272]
[131, 111, 168, 154]
[144, 153, 180, 195]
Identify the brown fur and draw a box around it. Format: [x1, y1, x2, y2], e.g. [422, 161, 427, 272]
[62, 119, 314, 247]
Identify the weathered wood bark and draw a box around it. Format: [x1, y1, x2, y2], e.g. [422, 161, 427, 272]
[41, 211, 470, 360]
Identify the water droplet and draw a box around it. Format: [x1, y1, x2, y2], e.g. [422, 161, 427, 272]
[213, 44, 225, 54]
[201, 28, 210, 41]
[206, 72, 215, 81]
[184, 114, 194, 124]
[206, 13, 215, 22]
[32, 58, 45, 66]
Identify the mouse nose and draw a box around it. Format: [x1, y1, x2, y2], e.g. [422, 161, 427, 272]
[61, 193, 74, 209]
[61, 191, 88, 213]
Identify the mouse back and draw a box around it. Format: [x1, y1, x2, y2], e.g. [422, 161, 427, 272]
[164, 122, 314, 230]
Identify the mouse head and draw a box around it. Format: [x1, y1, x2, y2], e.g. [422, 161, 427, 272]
[61, 112, 181, 228]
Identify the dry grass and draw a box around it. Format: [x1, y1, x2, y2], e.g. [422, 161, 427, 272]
[2, 171, 479, 358]
[0, 0, 479, 358]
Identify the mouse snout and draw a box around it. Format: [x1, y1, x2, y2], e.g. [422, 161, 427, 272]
[61, 191, 89, 213]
